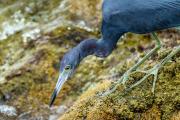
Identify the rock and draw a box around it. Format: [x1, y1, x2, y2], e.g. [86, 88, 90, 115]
[18, 111, 31, 120]
[49, 115, 58, 120]
[0, 105, 17, 117]
[49, 105, 68, 120]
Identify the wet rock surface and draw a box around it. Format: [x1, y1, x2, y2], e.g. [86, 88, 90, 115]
[0, 0, 179, 120]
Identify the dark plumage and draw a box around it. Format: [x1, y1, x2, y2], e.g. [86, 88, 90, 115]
[49, 0, 180, 107]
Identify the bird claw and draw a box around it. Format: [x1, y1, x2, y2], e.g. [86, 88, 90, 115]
[101, 70, 135, 96]
[100, 84, 118, 97]
[102, 46, 180, 97]
[100, 71, 131, 97]
[128, 65, 160, 93]
[102, 65, 161, 97]
[119, 71, 132, 85]
[124, 46, 180, 93]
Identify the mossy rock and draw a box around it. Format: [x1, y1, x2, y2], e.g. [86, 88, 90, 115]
[59, 49, 180, 120]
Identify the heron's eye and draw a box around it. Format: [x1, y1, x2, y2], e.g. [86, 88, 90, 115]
[65, 65, 71, 70]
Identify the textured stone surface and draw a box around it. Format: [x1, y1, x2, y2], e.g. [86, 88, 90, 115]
[0, 0, 179, 119]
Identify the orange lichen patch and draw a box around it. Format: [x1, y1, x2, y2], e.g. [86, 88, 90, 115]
[171, 111, 180, 120]
[139, 105, 161, 120]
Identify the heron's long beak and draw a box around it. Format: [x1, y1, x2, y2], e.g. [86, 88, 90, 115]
[49, 69, 71, 107]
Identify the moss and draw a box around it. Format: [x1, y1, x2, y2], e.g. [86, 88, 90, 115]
[65, 0, 102, 27]
[48, 26, 99, 46]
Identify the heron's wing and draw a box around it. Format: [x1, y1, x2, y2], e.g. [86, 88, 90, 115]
[102, 0, 180, 23]
[102, 0, 180, 33]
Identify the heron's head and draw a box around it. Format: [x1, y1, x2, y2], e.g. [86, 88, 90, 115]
[49, 39, 100, 107]
[49, 47, 81, 107]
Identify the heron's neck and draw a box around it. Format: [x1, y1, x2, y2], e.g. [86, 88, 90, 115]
[78, 32, 124, 59]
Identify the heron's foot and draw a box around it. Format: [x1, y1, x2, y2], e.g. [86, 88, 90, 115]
[101, 46, 179, 97]
[128, 64, 160, 94]
[119, 71, 131, 85]
[128, 46, 180, 93]
[118, 69, 147, 85]
[101, 65, 159, 97]
[101, 69, 137, 97]
[101, 66, 157, 97]
[120, 69, 149, 84]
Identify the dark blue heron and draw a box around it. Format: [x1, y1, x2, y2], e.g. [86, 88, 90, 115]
[49, 0, 180, 106]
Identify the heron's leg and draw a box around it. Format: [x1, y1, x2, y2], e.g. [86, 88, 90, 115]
[120, 32, 162, 84]
[128, 45, 180, 93]
[102, 46, 179, 97]
[101, 33, 162, 96]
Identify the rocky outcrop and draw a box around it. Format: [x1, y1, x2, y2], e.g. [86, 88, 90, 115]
[0, 0, 179, 119]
